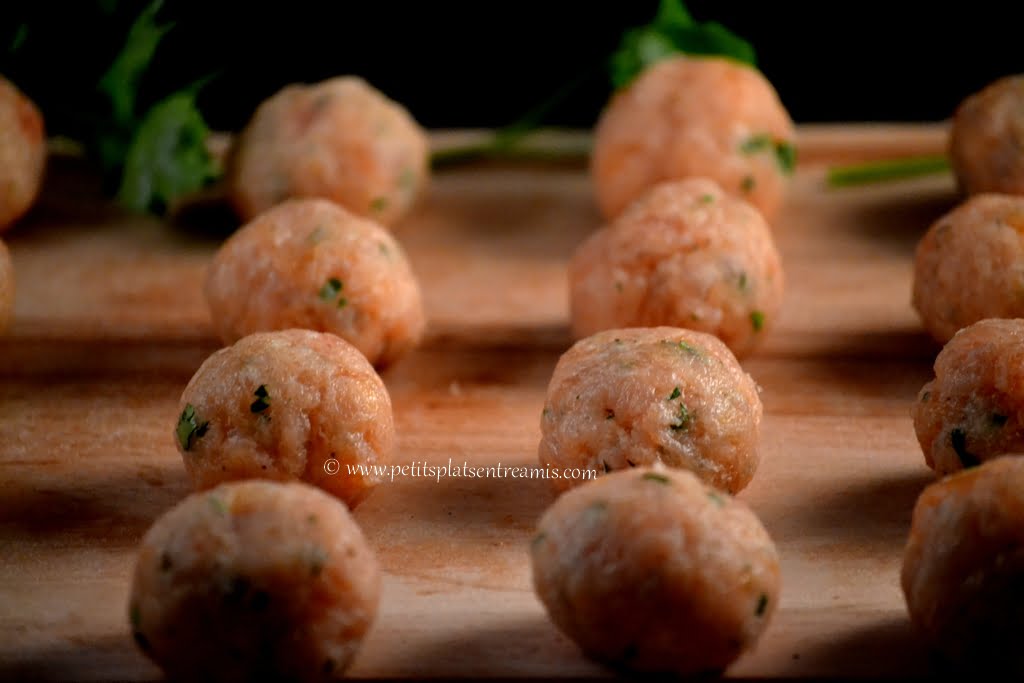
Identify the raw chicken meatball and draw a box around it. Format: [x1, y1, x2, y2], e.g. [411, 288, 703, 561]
[912, 194, 1024, 343]
[175, 329, 393, 507]
[129, 480, 380, 682]
[950, 75, 1024, 196]
[912, 318, 1024, 475]
[592, 56, 795, 221]
[570, 178, 784, 357]
[228, 76, 429, 225]
[0, 239, 13, 331]
[205, 198, 425, 367]
[532, 466, 780, 676]
[902, 456, 1024, 672]
[539, 327, 762, 494]
[0, 77, 45, 232]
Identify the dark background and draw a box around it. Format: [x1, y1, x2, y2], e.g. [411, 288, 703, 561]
[3, 1, 1024, 134]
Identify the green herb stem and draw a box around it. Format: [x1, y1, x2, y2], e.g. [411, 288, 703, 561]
[826, 155, 951, 188]
[431, 134, 592, 168]
[435, 1, 752, 169]
[432, 59, 601, 169]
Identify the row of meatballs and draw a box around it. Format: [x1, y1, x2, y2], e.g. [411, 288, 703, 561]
[554, 70, 1024, 676]
[903, 77, 1024, 675]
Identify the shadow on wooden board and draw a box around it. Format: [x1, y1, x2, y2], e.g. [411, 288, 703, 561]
[0, 633, 157, 683]
[797, 469, 934, 561]
[796, 615, 931, 678]
[845, 185, 958, 256]
[373, 613, 596, 678]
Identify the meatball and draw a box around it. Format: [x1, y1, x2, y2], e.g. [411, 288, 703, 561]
[912, 194, 1024, 343]
[129, 480, 380, 682]
[592, 55, 795, 221]
[0, 77, 45, 232]
[175, 329, 393, 507]
[569, 178, 783, 357]
[950, 75, 1024, 196]
[532, 465, 780, 676]
[205, 198, 425, 367]
[0, 239, 13, 331]
[902, 456, 1024, 672]
[539, 327, 762, 494]
[228, 76, 429, 225]
[912, 318, 1024, 475]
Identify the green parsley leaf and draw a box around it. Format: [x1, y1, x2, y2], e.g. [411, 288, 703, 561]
[707, 490, 726, 507]
[8, 24, 28, 54]
[117, 89, 220, 214]
[678, 340, 700, 356]
[89, 1, 226, 215]
[370, 196, 389, 213]
[740, 135, 797, 175]
[176, 403, 209, 451]
[670, 402, 693, 431]
[750, 310, 765, 332]
[98, 0, 172, 128]
[642, 471, 670, 484]
[610, 0, 756, 90]
[774, 140, 797, 175]
[306, 226, 327, 245]
[399, 168, 417, 191]
[755, 593, 768, 616]
[739, 134, 772, 155]
[319, 277, 343, 302]
[308, 546, 327, 577]
[132, 629, 151, 654]
[668, 386, 682, 401]
[951, 428, 980, 468]
[208, 495, 228, 515]
[250, 385, 270, 413]
[741, 175, 756, 193]
[160, 552, 173, 571]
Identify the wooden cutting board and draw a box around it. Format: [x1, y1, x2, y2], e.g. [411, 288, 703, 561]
[0, 124, 955, 679]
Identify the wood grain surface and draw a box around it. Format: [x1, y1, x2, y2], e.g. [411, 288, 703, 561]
[0, 124, 955, 680]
